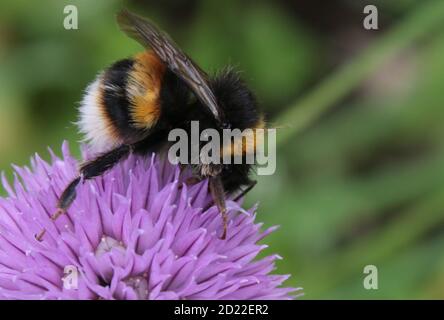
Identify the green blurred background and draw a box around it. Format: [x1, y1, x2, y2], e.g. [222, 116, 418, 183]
[1, 0, 444, 299]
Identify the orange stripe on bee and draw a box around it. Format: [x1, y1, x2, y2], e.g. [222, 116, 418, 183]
[220, 116, 266, 158]
[127, 51, 166, 129]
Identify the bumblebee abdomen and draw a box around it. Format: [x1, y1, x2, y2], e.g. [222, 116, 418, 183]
[127, 52, 165, 129]
[78, 51, 165, 151]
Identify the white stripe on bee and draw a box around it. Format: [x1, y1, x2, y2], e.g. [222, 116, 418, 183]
[77, 75, 122, 153]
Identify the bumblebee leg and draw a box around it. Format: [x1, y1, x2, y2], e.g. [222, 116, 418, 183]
[185, 176, 202, 185]
[35, 145, 132, 241]
[209, 176, 228, 240]
[233, 180, 257, 202]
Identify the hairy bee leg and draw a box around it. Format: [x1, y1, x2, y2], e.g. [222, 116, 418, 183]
[35, 145, 132, 241]
[185, 176, 202, 185]
[209, 176, 228, 240]
[35, 176, 82, 241]
[199, 179, 258, 241]
[233, 180, 257, 202]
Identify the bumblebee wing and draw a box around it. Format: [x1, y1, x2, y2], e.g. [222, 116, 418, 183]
[117, 9, 223, 123]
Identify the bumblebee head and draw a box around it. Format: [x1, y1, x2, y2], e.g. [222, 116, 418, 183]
[210, 68, 263, 132]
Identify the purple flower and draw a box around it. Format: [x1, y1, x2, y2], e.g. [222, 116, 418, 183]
[0, 142, 299, 300]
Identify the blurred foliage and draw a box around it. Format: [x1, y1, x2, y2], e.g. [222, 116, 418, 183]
[1, 0, 444, 299]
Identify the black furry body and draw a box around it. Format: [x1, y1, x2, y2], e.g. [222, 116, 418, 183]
[100, 59, 261, 195]
[35, 10, 264, 242]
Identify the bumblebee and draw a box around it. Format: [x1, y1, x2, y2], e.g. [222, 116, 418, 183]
[36, 9, 264, 241]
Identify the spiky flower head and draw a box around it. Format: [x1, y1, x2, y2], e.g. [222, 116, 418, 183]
[0, 142, 299, 300]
